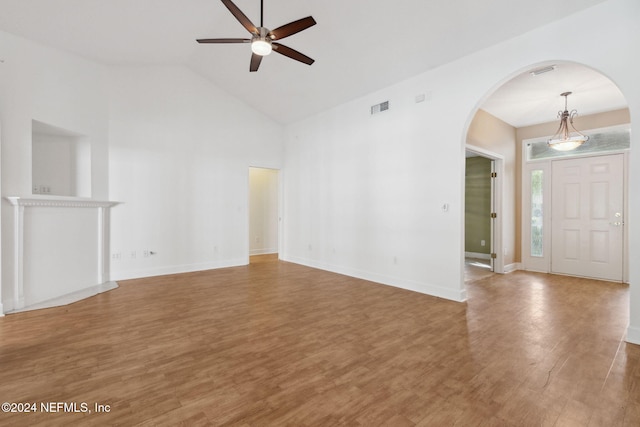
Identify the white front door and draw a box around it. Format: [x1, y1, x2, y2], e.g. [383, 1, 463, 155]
[551, 154, 624, 281]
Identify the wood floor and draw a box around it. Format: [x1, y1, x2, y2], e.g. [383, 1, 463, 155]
[464, 258, 494, 283]
[0, 255, 638, 426]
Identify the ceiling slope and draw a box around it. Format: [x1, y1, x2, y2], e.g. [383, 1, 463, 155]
[0, 0, 610, 124]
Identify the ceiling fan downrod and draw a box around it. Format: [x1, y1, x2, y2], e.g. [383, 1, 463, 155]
[196, 0, 316, 72]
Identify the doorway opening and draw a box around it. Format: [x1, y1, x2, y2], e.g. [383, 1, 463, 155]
[465, 152, 493, 271]
[248, 167, 280, 264]
[465, 61, 629, 286]
[522, 142, 629, 282]
[464, 145, 504, 281]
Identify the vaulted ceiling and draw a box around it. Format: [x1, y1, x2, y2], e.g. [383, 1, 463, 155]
[0, 0, 622, 125]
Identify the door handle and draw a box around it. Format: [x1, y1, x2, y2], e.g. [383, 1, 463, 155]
[610, 213, 624, 226]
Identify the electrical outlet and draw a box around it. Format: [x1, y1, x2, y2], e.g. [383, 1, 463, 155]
[131, 251, 137, 259]
[112, 252, 121, 261]
[481, 240, 486, 247]
[143, 249, 150, 258]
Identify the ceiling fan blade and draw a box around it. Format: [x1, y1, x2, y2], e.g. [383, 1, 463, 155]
[221, 0, 258, 34]
[272, 43, 314, 65]
[197, 38, 250, 43]
[250, 53, 263, 72]
[268, 16, 316, 40]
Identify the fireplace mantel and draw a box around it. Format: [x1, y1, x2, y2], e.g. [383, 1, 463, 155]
[6, 197, 118, 209]
[5, 196, 120, 313]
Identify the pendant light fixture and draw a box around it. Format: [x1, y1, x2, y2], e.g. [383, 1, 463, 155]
[547, 91, 589, 151]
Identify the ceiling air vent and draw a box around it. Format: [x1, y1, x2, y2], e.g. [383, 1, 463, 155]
[371, 101, 389, 115]
[530, 65, 556, 76]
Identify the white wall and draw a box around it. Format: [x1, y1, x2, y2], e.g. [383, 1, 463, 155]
[467, 109, 517, 265]
[284, 86, 467, 301]
[1, 0, 639, 343]
[282, 0, 640, 316]
[0, 31, 109, 199]
[32, 128, 93, 198]
[32, 133, 88, 196]
[108, 66, 283, 280]
[32, 134, 75, 196]
[23, 207, 99, 306]
[249, 167, 279, 256]
[0, 30, 110, 311]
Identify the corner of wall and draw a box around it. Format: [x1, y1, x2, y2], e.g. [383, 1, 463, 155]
[626, 325, 640, 346]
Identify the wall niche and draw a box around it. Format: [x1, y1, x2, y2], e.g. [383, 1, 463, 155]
[32, 120, 91, 198]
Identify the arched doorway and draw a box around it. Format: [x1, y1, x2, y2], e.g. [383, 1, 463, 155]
[464, 61, 630, 283]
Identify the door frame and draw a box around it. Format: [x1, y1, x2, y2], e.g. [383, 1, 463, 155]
[0, 120, 3, 316]
[465, 144, 505, 274]
[247, 166, 283, 264]
[521, 147, 629, 282]
[550, 154, 625, 281]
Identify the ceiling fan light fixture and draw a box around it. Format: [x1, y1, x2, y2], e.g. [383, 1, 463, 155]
[251, 38, 272, 56]
[197, 0, 316, 71]
[547, 92, 589, 151]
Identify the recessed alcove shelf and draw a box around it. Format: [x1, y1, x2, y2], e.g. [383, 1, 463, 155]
[5, 196, 120, 313]
[32, 120, 91, 198]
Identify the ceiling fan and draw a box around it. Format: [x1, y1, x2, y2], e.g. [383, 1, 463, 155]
[197, 0, 316, 72]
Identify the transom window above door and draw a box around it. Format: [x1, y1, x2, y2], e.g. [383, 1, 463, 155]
[525, 124, 630, 161]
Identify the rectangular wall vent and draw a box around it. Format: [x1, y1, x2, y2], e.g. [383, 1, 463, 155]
[371, 101, 389, 115]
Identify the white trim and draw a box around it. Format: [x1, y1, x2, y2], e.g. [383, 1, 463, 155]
[465, 144, 505, 275]
[521, 162, 551, 273]
[110, 259, 247, 281]
[466, 145, 505, 161]
[626, 325, 640, 345]
[6, 197, 119, 209]
[278, 169, 284, 260]
[11, 203, 25, 310]
[0, 122, 2, 315]
[504, 262, 521, 273]
[250, 248, 278, 256]
[4, 196, 120, 312]
[522, 123, 630, 164]
[247, 166, 282, 264]
[521, 150, 628, 281]
[7, 281, 118, 314]
[623, 151, 629, 283]
[465, 251, 491, 260]
[284, 255, 467, 303]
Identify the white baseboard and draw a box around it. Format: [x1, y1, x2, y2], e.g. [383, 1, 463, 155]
[250, 249, 278, 256]
[282, 255, 467, 303]
[465, 252, 491, 260]
[626, 325, 640, 345]
[6, 281, 118, 314]
[110, 258, 247, 281]
[504, 262, 522, 273]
